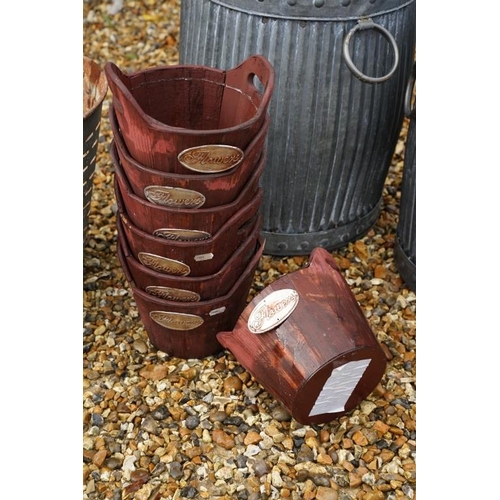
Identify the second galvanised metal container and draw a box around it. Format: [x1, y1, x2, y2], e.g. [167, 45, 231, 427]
[179, 0, 416, 255]
[395, 64, 416, 292]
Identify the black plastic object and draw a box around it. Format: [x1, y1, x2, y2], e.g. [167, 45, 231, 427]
[83, 56, 107, 242]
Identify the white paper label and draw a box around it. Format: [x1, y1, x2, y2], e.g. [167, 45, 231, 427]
[209, 306, 226, 316]
[194, 253, 214, 261]
[308, 359, 371, 416]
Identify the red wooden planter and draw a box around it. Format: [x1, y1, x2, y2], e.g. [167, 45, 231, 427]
[112, 144, 264, 236]
[110, 106, 269, 207]
[117, 234, 264, 359]
[115, 180, 263, 277]
[105, 55, 274, 171]
[117, 213, 264, 301]
[217, 247, 387, 425]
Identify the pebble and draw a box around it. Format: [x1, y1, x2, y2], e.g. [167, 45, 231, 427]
[272, 406, 292, 422]
[352, 430, 368, 446]
[169, 461, 183, 480]
[311, 474, 331, 487]
[236, 454, 248, 468]
[362, 472, 377, 486]
[349, 472, 362, 488]
[85, 479, 95, 494]
[152, 405, 170, 420]
[244, 431, 262, 445]
[141, 415, 159, 434]
[364, 491, 385, 500]
[215, 465, 235, 480]
[253, 459, 270, 477]
[305, 436, 319, 449]
[139, 364, 168, 381]
[372, 420, 390, 435]
[223, 416, 244, 426]
[376, 439, 390, 450]
[319, 429, 330, 443]
[122, 455, 136, 472]
[212, 429, 236, 450]
[92, 449, 107, 467]
[223, 375, 243, 392]
[180, 486, 197, 498]
[297, 444, 315, 462]
[296, 469, 309, 482]
[293, 437, 305, 448]
[317, 453, 333, 465]
[244, 445, 261, 457]
[151, 462, 167, 477]
[210, 410, 227, 423]
[259, 433, 274, 450]
[330, 469, 349, 488]
[271, 466, 284, 487]
[91, 413, 104, 427]
[104, 457, 122, 470]
[315, 486, 338, 500]
[133, 339, 148, 353]
[130, 468, 149, 483]
[180, 367, 198, 380]
[185, 415, 200, 429]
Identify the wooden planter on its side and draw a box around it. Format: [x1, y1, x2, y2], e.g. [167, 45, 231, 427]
[217, 247, 387, 425]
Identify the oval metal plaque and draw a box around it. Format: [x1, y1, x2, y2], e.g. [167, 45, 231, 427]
[178, 144, 244, 173]
[153, 228, 212, 241]
[248, 289, 299, 334]
[150, 311, 204, 331]
[144, 186, 206, 209]
[146, 286, 201, 302]
[138, 252, 191, 276]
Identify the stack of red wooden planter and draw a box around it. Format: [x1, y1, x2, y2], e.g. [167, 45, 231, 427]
[105, 56, 275, 359]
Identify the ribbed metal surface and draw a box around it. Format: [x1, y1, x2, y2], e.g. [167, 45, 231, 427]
[179, 0, 416, 255]
[395, 110, 416, 291]
[83, 104, 104, 239]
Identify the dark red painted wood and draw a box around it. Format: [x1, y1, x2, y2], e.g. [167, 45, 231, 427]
[111, 144, 264, 236]
[217, 247, 387, 425]
[117, 235, 263, 359]
[118, 215, 264, 301]
[105, 55, 274, 171]
[110, 107, 268, 205]
[115, 182, 262, 277]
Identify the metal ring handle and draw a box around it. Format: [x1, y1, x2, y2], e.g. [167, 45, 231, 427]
[404, 62, 416, 117]
[343, 18, 399, 84]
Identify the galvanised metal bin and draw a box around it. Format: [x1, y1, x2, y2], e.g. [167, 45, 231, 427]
[179, 0, 416, 255]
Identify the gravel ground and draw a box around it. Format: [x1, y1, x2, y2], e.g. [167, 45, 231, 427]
[83, 2, 416, 499]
